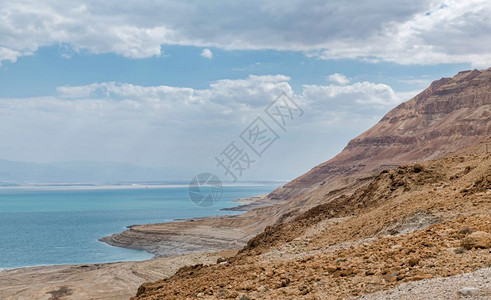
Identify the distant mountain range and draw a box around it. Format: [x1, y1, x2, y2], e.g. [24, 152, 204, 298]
[0, 159, 170, 184]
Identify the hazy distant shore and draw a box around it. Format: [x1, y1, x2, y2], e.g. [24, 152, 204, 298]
[0, 181, 286, 188]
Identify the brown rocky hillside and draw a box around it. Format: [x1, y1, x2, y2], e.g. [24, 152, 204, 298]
[259, 67, 491, 227]
[132, 140, 491, 300]
[272, 67, 491, 198]
[130, 69, 491, 299]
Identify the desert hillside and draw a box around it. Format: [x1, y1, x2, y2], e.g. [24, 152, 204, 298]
[259, 67, 491, 226]
[132, 139, 491, 299]
[272, 67, 491, 196]
[130, 69, 491, 299]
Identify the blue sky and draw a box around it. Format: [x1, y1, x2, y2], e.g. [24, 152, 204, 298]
[0, 0, 489, 181]
[0, 45, 469, 98]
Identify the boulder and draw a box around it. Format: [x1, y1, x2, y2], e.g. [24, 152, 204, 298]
[461, 231, 491, 250]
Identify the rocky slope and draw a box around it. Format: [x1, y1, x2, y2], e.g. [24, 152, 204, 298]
[129, 68, 491, 299]
[132, 140, 491, 300]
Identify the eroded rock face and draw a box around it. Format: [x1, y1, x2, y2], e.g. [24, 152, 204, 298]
[278, 68, 491, 192]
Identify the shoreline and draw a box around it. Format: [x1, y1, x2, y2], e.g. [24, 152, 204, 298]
[0, 250, 239, 300]
[0, 193, 278, 299]
[98, 194, 274, 257]
[220, 194, 272, 211]
[0, 193, 271, 271]
[0, 182, 286, 190]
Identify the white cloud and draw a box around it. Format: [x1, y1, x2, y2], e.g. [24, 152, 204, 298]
[0, 0, 489, 66]
[200, 48, 213, 59]
[308, 0, 491, 66]
[0, 74, 414, 161]
[0, 73, 422, 179]
[301, 81, 408, 117]
[328, 73, 350, 85]
[0, 47, 25, 65]
[57, 82, 196, 102]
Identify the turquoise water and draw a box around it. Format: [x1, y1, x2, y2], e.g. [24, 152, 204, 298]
[0, 185, 278, 269]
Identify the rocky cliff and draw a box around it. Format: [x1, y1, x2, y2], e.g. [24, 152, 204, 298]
[274, 68, 491, 195]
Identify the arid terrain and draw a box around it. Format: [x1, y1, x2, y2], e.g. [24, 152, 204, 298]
[132, 141, 491, 299]
[129, 68, 491, 299]
[0, 68, 489, 300]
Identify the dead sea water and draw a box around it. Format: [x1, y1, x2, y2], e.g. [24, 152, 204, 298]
[0, 184, 278, 269]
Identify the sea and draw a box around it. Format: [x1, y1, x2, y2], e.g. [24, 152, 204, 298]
[0, 184, 279, 269]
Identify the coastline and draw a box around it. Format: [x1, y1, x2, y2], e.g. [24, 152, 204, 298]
[98, 194, 274, 256]
[99, 214, 248, 257]
[0, 193, 276, 299]
[0, 250, 238, 300]
[220, 194, 273, 211]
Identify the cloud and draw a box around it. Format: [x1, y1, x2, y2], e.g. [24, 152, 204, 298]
[0, 2, 174, 62]
[200, 48, 213, 59]
[307, 0, 491, 66]
[57, 82, 196, 102]
[55, 74, 406, 114]
[0, 73, 422, 179]
[301, 81, 410, 120]
[0, 47, 26, 65]
[328, 73, 350, 85]
[0, 0, 489, 66]
[0, 73, 415, 157]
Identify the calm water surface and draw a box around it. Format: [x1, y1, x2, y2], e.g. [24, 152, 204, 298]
[0, 185, 278, 269]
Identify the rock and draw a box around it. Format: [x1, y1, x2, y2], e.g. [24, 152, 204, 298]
[408, 257, 420, 267]
[333, 268, 354, 278]
[458, 287, 481, 296]
[383, 272, 399, 283]
[461, 231, 491, 250]
[217, 289, 228, 297]
[326, 265, 338, 273]
[279, 278, 290, 287]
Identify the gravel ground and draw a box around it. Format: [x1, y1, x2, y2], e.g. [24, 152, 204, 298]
[353, 268, 491, 300]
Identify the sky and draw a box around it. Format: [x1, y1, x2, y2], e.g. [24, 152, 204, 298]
[0, 0, 490, 182]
